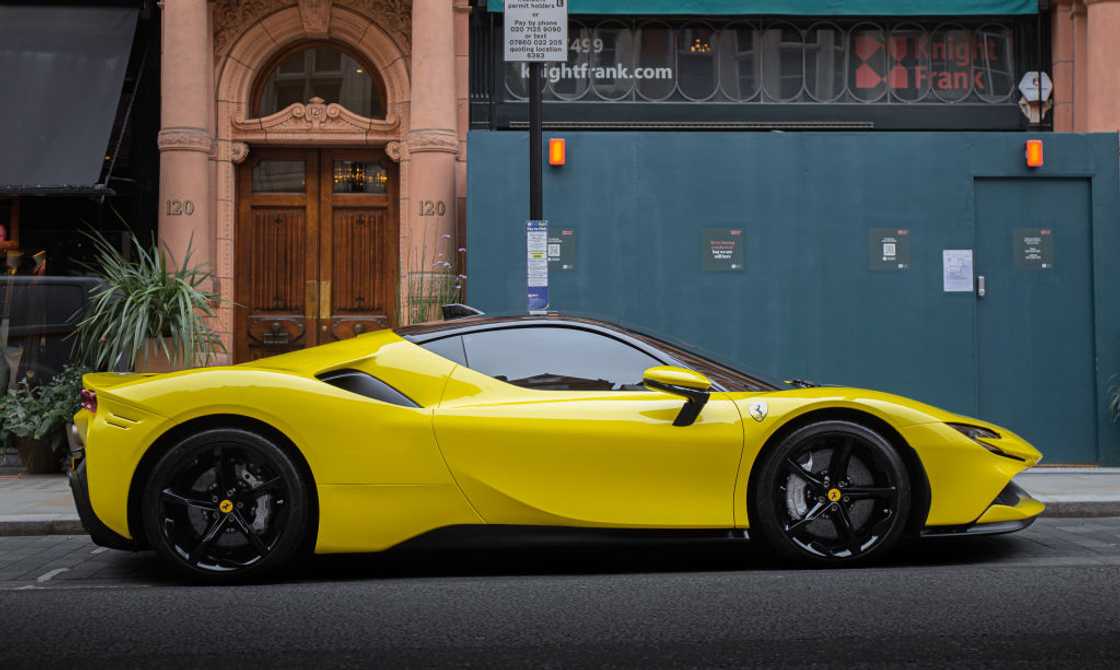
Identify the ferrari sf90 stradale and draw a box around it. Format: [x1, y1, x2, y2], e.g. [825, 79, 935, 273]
[69, 314, 1043, 582]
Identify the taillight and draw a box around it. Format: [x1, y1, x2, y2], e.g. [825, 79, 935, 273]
[79, 389, 97, 414]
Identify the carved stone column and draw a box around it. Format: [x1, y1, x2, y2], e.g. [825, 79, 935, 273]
[1071, 1, 1089, 130]
[1085, 0, 1120, 131]
[1051, 1, 1077, 131]
[406, 0, 459, 319]
[158, 0, 212, 269]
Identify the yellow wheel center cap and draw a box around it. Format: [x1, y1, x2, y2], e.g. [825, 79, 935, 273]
[219, 499, 234, 514]
[827, 488, 842, 503]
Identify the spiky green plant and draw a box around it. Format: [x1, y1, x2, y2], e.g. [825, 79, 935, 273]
[73, 228, 224, 371]
[401, 230, 465, 325]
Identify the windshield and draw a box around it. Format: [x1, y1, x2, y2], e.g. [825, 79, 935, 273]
[395, 313, 788, 393]
[614, 326, 783, 393]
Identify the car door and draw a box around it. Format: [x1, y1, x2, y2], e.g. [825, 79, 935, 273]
[430, 326, 745, 528]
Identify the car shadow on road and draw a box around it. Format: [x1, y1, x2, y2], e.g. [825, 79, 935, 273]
[287, 533, 1031, 584]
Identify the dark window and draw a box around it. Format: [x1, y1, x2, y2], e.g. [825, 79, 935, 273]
[251, 160, 305, 193]
[317, 369, 419, 408]
[332, 160, 387, 194]
[461, 327, 661, 391]
[498, 18, 1020, 107]
[257, 44, 383, 118]
[420, 335, 468, 366]
[476, 13, 1037, 131]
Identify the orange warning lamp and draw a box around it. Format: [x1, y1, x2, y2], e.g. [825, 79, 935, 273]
[548, 138, 566, 166]
[1025, 139, 1044, 168]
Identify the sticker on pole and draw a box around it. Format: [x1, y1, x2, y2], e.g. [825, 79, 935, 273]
[527, 219, 550, 313]
[504, 0, 568, 62]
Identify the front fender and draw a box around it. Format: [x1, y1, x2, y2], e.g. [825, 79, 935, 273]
[727, 387, 1038, 528]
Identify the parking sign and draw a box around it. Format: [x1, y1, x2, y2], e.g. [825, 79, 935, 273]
[504, 0, 568, 62]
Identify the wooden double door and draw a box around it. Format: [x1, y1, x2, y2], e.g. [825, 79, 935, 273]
[235, 148, 398, 362]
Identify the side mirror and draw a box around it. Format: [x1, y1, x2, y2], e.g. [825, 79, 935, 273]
[642, 365, 712, 427]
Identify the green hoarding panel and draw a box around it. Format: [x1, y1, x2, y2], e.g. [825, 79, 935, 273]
[467, 131, 1120, 464]
[486, 1, 1038, 15]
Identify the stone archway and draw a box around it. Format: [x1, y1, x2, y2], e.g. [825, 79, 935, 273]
[209, 2, 417, 360]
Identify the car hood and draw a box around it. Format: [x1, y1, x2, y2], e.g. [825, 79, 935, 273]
[754, 385, 1011, 432]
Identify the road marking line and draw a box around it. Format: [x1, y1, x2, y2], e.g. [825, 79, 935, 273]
[1, 583, 153, 592]
[36, 568, 69, 583]
[91, 547, 109, 555]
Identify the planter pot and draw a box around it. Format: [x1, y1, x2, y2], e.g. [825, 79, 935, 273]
[135, 338, 176, 373]
[15, 435, 61, 474]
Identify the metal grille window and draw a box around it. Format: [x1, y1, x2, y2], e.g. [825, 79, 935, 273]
[499, 18, 1020, 106]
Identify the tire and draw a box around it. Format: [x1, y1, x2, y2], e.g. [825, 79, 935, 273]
[751, 420, 911, 566]
[141, 428, 310, 584]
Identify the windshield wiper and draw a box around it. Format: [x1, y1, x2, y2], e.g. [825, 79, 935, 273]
[785, 378, 819, 388]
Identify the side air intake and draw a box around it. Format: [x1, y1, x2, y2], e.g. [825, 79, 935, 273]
[317, 369, 420, 408]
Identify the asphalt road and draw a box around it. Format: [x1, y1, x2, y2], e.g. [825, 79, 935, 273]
[4, 518, 1120, 668]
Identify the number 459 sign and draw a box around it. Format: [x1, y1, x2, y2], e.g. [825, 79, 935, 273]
[504, 0, 568, 62]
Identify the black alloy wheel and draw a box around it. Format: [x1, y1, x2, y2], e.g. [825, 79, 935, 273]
[142, 428, 310, 583]
[752, 420, 911, 565]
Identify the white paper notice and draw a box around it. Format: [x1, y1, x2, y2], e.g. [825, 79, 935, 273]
[942, 249, 974, 292]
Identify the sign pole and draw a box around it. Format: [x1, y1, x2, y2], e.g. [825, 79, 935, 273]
[529, 61, 543, 221]
[504, 0, 566, 313]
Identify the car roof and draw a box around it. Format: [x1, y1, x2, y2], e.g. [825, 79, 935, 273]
[395, 313, 639, 343]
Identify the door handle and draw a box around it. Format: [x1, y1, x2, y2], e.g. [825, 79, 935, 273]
[319, 280, 331, 320]
[976, 274, 986, 299]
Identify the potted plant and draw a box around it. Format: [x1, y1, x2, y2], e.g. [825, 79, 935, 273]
[74, 229, 223, 372]
[402, 232, 466, 324]
[0, 366, 84, 473]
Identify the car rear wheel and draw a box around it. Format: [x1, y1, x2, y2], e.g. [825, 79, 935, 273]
[141, 428, 309, 583]
[752, 420, 910, 566]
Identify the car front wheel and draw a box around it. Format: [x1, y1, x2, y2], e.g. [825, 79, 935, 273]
[141, 428, 310, 583]
[752, 420, 911, 565]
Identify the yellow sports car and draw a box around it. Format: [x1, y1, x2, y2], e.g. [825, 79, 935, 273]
[69, 313, 1044, 582]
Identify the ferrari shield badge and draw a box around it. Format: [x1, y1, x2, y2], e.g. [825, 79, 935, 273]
[748, 400, 768, 422]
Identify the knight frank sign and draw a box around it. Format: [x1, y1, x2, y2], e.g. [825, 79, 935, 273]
[504, 0, 568, 62]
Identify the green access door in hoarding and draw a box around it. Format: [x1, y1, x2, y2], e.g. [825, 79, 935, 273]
[974, 179, 1096, 464]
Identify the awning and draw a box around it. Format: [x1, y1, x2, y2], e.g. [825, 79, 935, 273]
[486, 1, 1038, 15]
[0, 5, 138, 194]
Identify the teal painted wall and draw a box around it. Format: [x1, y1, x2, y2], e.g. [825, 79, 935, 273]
[466, 131, 1120, 464]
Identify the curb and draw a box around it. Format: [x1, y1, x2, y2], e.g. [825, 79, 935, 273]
[1037, 498, 1120, 518]
[0, 515, 85, 537]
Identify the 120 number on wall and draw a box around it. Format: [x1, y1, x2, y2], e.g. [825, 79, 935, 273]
[165, 200, 195, 216]
[417, 200, 447, 217]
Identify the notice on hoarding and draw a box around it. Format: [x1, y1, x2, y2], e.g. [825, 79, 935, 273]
[527, 220, 549, 313]
[547, 226, 576, 271]
[942, 249, 974, 292]
[504, 0, 568, 62]
[702, 228, 744, 272]
[1015, 228, 1053, 270]
[868, 228, 911, 271]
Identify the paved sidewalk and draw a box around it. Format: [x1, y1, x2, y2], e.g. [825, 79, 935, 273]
[1, 468, 1119, 536]
[1016, 468, 1120, 517]
[0, 474, 83, 536]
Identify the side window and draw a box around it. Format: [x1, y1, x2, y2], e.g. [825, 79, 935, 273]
[419, 335, 467, 366]
[462, 327, 661, 391]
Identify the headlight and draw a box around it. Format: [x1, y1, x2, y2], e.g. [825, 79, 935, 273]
[947, 422, 1023, 461]
[948, 423, 1001, 442]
